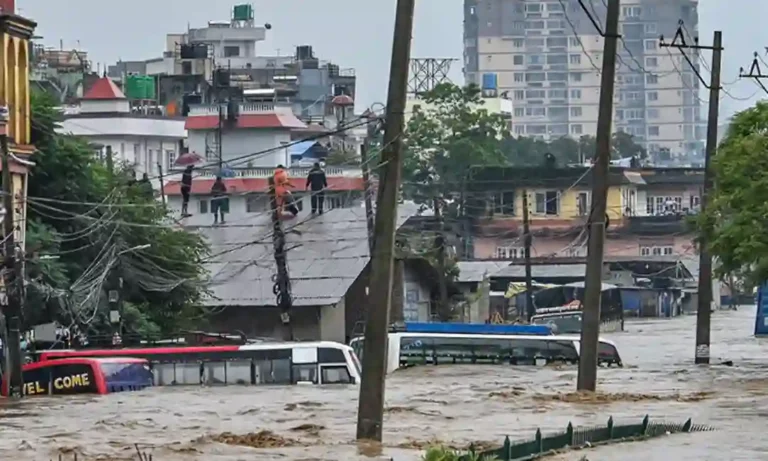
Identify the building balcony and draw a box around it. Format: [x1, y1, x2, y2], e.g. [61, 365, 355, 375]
[187, 102, 294, 117]
[169, 165, 363, 179]
[624, 213, 694, 236]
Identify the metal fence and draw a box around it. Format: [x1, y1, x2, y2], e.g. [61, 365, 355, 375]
[462, 415, 714, 460]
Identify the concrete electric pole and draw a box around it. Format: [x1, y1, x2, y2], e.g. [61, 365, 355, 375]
[661, 24, 722, 365]
[577, 0, 620, 392]
[356, 0, 415, 442]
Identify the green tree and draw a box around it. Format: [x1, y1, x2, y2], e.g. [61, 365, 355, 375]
[611, 131, 647, 159]
[25, 90, 210, 337]
[402, 83, 509, 212]
[699, 101, 768, 285]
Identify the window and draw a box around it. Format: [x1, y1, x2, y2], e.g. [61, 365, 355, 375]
[647, 91, 658, 101]
[569, 54, 581, 64]
[646, 74, 658, 84]
[690, 195, 701, 210]
[495, 246, 521, 259]
[514, 73, 524, 82]
[514, 107, 524, 117]
[549, 89, 567, 99]
[645, 57, 658, 67]
[641, 246, 674, 257]
[514, 90, 525, 100]
[571, 124, 583, 135]
[648, 126, 660, 136]
[199, 199, 208, 214]
[645, 23, 657, 34]
[570, 89, 582, 99]
[181, 61, 192, 75]
[321, 366, 353, 384]
[570, 72, 582, 82]
[513, 55, 524, 65]
[570, 107, 582, 117]
[225, 360, 252, 385]
[647, 108, 659, 119]
[569, 37, 580, 47]
[534, 191, 559, 215]
[493, 191, 515, 215]
[166, 150, 176, 170]
[224, 46, 240, 57]
[644, 40, 657, 51]
[291, 364, 318, 384]
[622, 6, 642, 17]
[512, 39, 524, 48]
[577, 192, 589, 216]
[246, 194, 263, 213]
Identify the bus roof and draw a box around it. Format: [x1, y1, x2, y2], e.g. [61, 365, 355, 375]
[395, 322, 551, 336]
[23, 357, 148, 370]
[382, 332, 617, 346]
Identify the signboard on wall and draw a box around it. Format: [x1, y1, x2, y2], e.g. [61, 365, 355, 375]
[755, 283, 768, 336]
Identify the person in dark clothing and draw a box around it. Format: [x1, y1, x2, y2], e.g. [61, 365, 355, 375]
[306, 162, 328, 214]
[210, 176, 228, 224]
[181, 165, 193, 216]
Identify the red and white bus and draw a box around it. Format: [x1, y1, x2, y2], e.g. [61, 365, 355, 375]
[2, 357, 153, 397]
[38, 341, 361, 386]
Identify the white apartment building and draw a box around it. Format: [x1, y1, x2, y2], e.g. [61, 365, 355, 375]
[463, 0, 705, 157]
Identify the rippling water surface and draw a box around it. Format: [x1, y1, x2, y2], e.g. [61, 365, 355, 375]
[2, 306, 767, 460]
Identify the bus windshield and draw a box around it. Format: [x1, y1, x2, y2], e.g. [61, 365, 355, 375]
[99, 361, 153, 390]
[531, 313, 583, 334]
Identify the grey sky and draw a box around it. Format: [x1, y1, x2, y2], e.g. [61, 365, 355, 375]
[18, 0, 768, 118]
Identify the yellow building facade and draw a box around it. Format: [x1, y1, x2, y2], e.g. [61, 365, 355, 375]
[0, 13, 35, 248]
[514, 186, 625, 222]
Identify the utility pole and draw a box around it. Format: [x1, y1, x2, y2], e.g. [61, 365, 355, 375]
[661, 25, 722, 365]
[156, 161, 167, 207]
[360, 119, 377, 253]
[356, 0, 415, 442]
[217, 104, 224, 170]
[433, 197, 449, 320]
[577, 0, 620, 392]
[268, 177, 293, 341]
[105, 145, 114, 178]
[1, 125, 22, 397]
[522, 189, 534, 320]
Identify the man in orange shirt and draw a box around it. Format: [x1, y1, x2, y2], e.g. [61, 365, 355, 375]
[273, 165, 299, 217]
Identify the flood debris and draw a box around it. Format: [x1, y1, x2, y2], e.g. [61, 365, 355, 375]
[290, 423, 325, 436]
[283, 401, 324, 411]
[207, 430, 304, 448]
[533, 391, 714, 404]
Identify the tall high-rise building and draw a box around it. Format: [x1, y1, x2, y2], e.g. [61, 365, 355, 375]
[464, 0, 705, 158]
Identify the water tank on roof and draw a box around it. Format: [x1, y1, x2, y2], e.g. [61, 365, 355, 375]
[232, 4, 254, 21]
[482, 73, 498, 90]
[125, 75, 156, 100]
[180, 43, 208, 60]
[296, 45, 314, 60]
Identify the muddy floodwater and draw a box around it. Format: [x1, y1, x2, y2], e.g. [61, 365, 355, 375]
[2, 306, 768, 460]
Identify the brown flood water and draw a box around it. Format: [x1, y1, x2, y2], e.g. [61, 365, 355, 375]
[3, 306, 768, 460]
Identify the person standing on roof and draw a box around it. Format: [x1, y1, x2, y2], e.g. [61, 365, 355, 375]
[181, 165, 193, 217]
[306, 162, 328, 214]
[210, 176, 228, 224]
[273, 165, 298, 217]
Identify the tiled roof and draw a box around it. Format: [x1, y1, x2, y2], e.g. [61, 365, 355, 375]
[164, 176, 364, 195]
[185, 113, 306, 130]
[82, 77, 126, 100]
[185, 205, 420, 308]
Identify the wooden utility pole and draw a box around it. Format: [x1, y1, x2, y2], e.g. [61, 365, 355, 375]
[661, 25, 722, 365]
[577, 0, 620, 392]
[1, 129, 22, 397]
[157, 162, 166, 207]
[522, 189, 534, 320]
[360, 141, 375, 253]
[356, 0, 415, 442]
[433, 197, 449, 320]
[105, 144, 114, 177]
[268, 177, 293, 341]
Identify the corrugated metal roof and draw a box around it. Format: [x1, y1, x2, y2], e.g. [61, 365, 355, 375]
[187, 204, 419, 308]
[289, 141, 318, 157]
[456, 261, 509, 282]
[493, 264, 587, 279]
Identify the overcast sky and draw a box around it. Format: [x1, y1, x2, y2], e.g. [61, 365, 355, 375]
[18, 0, 768, 119]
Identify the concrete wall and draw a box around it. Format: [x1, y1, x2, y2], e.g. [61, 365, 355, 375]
[208, 303, 346, 342]
[187, 128, 290, 167]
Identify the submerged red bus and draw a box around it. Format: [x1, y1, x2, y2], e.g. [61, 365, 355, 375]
[2, 357, 153, 397]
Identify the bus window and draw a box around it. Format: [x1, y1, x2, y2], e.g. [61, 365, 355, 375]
[226, 360, 252, 385]
[49, 363, 98, 395]
[21, 367, 50, 396]
[153, 363, 175, 386]
[598, 342, 622, 366]
[319, 347, 346, 363]
[204, 362, 226, 385]
[350, 338, 363, 360]
[546, 340, 580, 362]
[270, 358, 292, 384]
[101, 362, 153, 391]
[508, 338, 549, 364]
[321, 365, 352, 384]
[292, 364, 318, 384]
[399, 336, 432, 365]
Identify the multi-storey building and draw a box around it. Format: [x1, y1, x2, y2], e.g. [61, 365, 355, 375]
[463, 0, 705, 157]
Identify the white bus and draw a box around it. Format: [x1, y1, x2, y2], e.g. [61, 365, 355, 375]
[39, 341, 362, 386]
[350, 333, 622, 374]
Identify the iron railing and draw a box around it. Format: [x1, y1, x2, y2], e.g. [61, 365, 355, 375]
[460, 415, 714, 460]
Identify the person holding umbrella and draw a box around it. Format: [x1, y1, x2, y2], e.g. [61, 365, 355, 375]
[180, 165, 193, 217]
